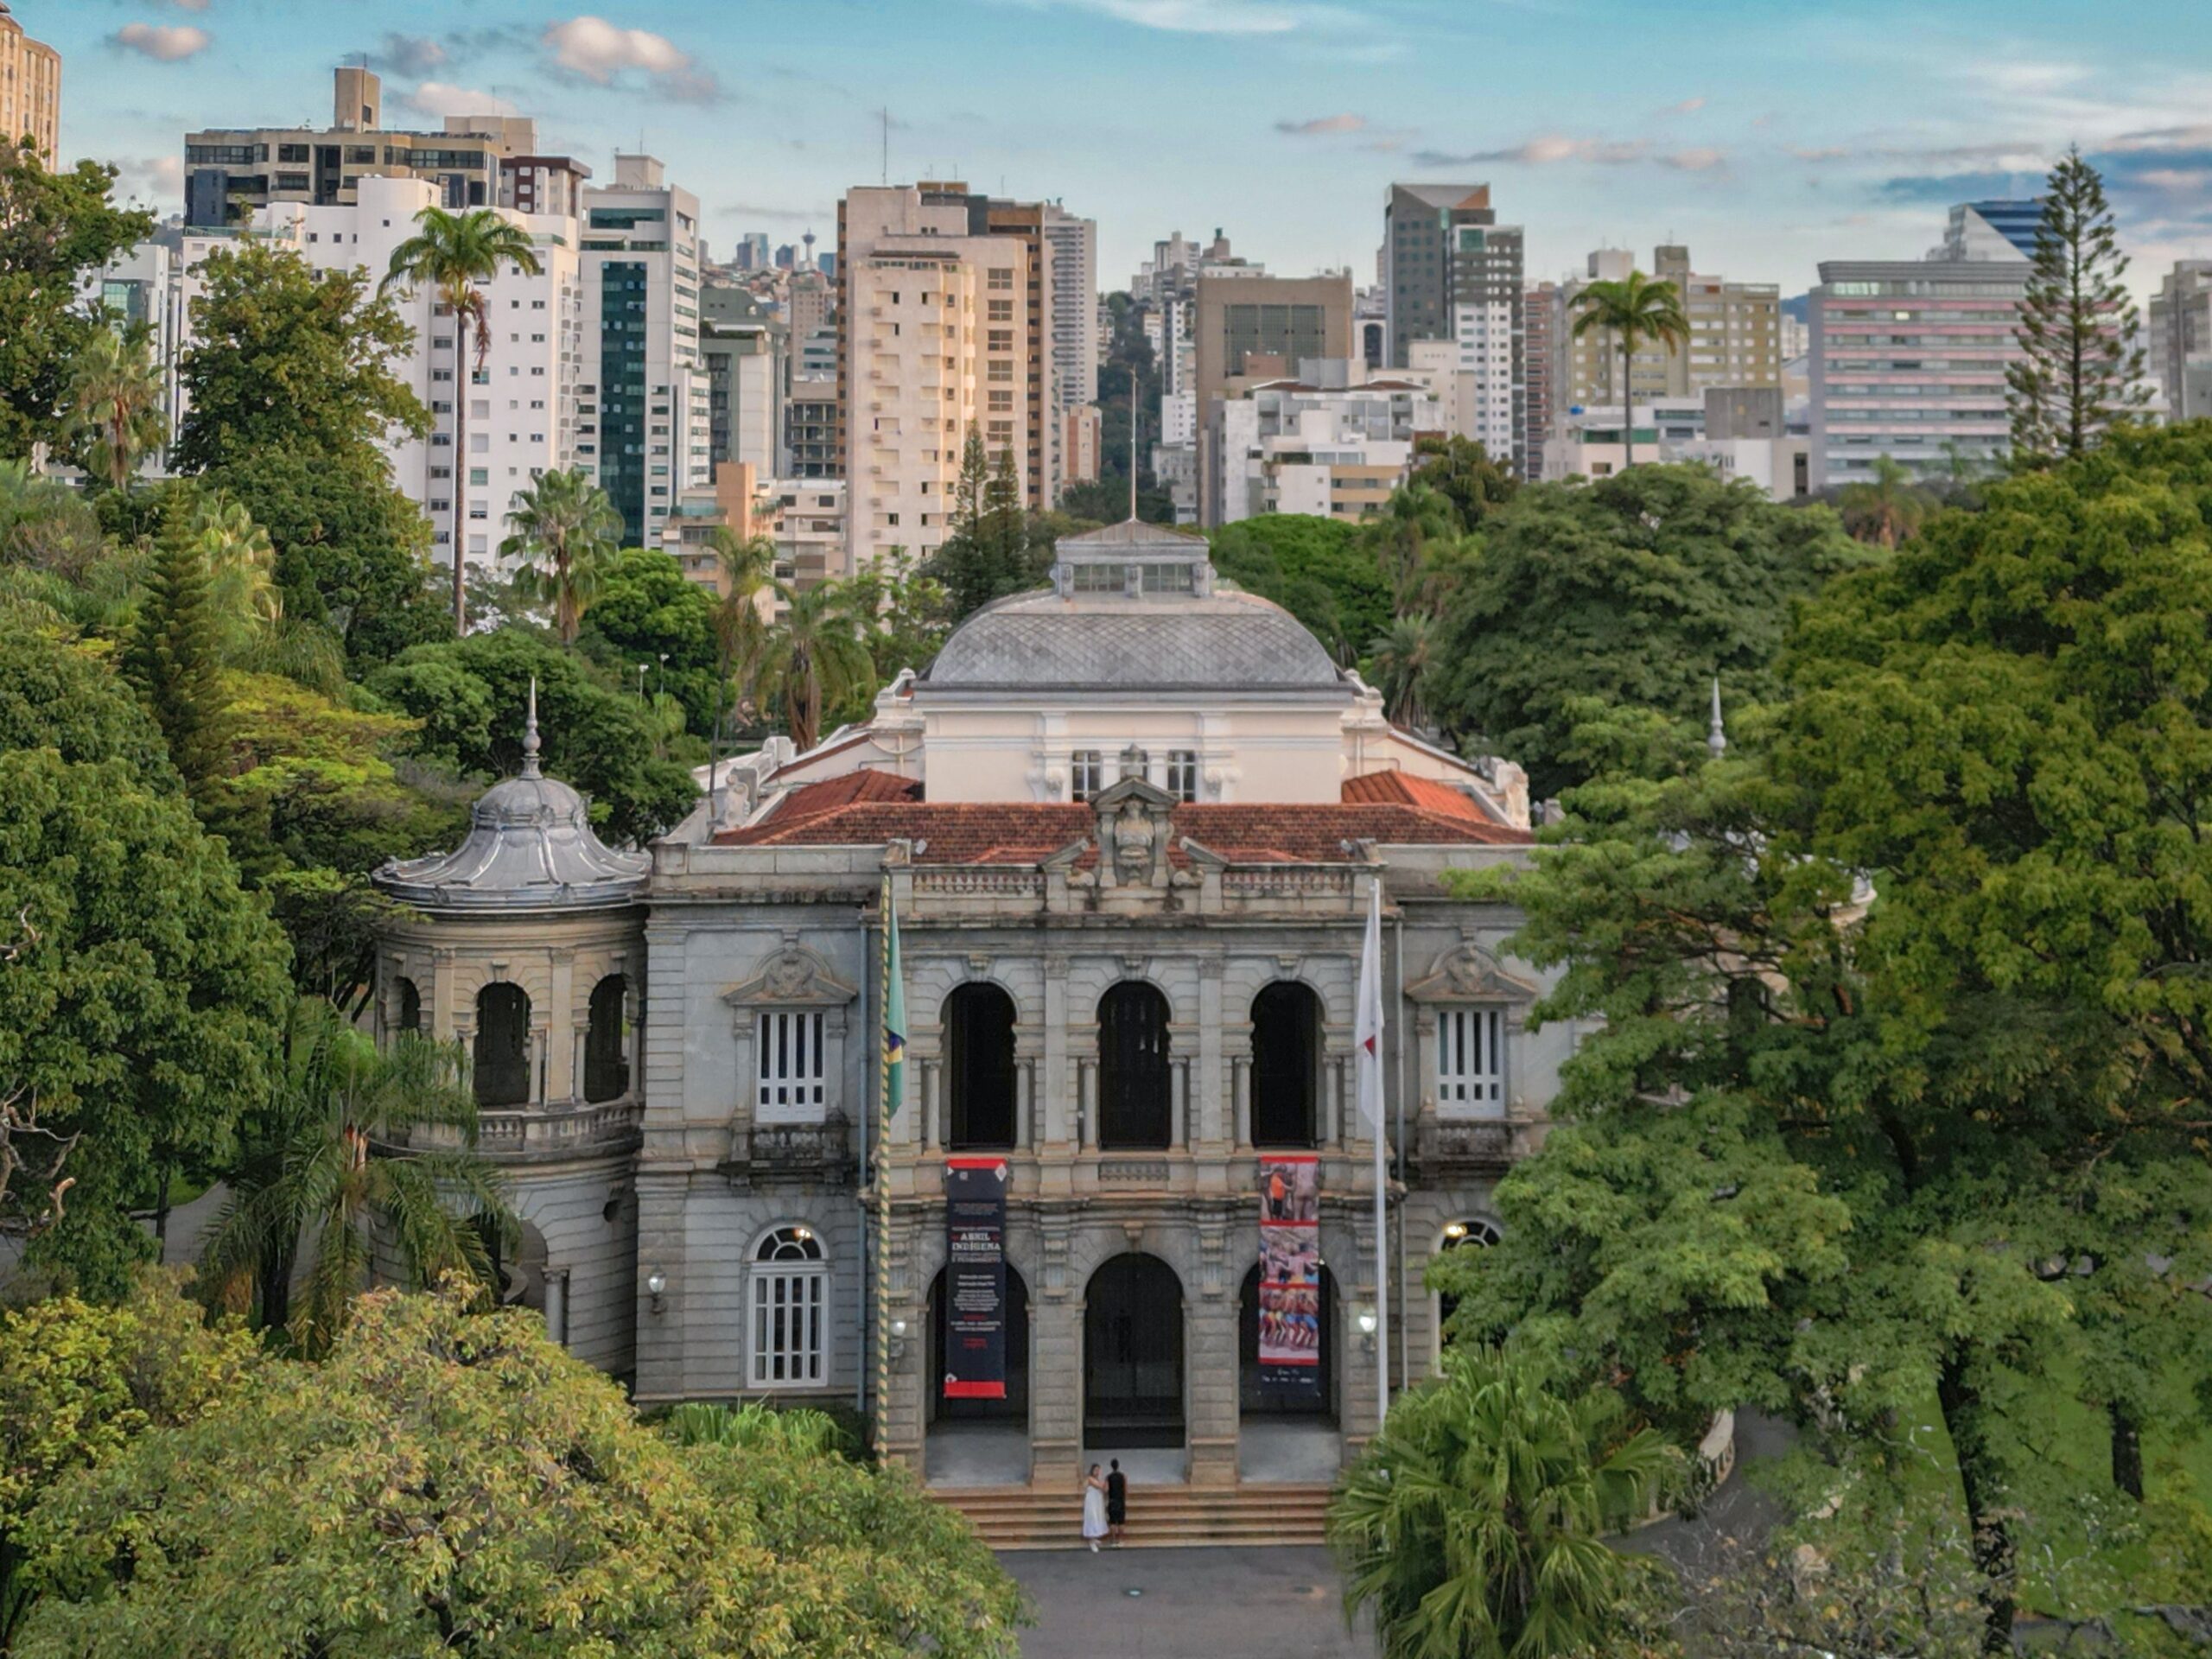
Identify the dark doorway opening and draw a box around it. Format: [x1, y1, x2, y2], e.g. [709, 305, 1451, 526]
[583, 975, 629, 1103]
[1098, 982, 1172, 1149]
[474, 983, 531, 1107]
[945, 984, 1018, 1149]
[1084, 1253, 1185, 1447]
[927, 1265, 1031, 1423]
[1249, 982, 1321, 1147]
[1239, 1260, 1338, 1417]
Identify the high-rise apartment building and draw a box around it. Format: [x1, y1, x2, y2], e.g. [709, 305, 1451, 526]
[1381, 183, 1524, 467]
[785, 379, 839, 478]
[183, 67, 537, 229]
[700, 286, 788, 479]
[1042, 203, 1099, 419]
[1192, 270, 1353, 524]
[2149, 260, 2212, 423]
[1936, 200, 2042, 262]
[577, 154, 710, 549]
[1808, 208, 2030, 489]
[786, 268, 835, 348]
[1520, 281, 1556, 480]
[0, 2, 60, 166]
[1552, 245, 1781, 411]
[835, 184, 1033, 568]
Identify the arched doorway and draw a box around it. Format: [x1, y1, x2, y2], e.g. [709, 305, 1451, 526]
[1238, 1260, 1337, 1417]
[944, 984, 1017, 1149]
[583, 975, 629, 1103]
[393, 976, 422, 1039]
[1098, 982, 1171, 1149]
[1249, 982, 1321, 1147]
[927, 1264, 1031, 1423]
[474, 983, 531, 1106]
[1084, 1253, 1185, 1447]
[1436, 1217, 1502, 1355]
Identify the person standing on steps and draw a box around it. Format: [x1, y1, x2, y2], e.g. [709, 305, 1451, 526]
[1106, 1458, 1128, 1548]
[1082, 1464, 1109, 1553]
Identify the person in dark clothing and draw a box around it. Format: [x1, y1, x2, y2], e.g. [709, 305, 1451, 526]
[1106, 1458, 1128, 1547]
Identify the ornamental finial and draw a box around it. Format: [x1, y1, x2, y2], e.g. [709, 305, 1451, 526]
[521, 676, 543, 779]
[1707, 676, 1726, 760]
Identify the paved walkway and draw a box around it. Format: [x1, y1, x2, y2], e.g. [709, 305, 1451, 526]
[1005, 1547, 1372, 1658]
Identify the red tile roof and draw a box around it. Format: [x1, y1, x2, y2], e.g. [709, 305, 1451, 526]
[741, 768, 922, 836]
[1341, 770, 1497, 823]
[715, 796, 1528, 861]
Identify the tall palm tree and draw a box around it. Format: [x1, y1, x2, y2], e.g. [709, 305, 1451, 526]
[1329, 1344, 1676, 1659]
[200, 999, 513, 1357]
[705, 526, 778, 805]
[759, 579, 876, 755]
[1835, 454, 1934, 550]
[1570, 271, 1691, 468]
[499, 466, 621, 644]
[64, 326, 166, 493]
[381, 207, 545, 636]
[1370, 613, 1437, 731]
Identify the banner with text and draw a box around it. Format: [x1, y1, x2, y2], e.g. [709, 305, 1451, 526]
[943, 1158, 1009, 1401]
[1257, 1154, 1322, 1403]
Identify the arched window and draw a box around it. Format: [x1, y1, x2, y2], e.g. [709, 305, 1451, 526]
[1436, 1218, 1502, 1351]
[474, 983, 531, 1108]
[945, 983, 1017, 1149]
[750, 1224, 827, 1388]
[394, 976, 422, 1038]
[583, 975, 629, 1103]
[1097, 982, 1172, 1150]
[1249, 982, 1321, 1147]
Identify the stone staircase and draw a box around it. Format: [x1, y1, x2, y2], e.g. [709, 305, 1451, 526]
[932, 1481, 1335, 1550]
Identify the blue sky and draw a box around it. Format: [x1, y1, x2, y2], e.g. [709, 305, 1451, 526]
[41, 0, 2212, 298]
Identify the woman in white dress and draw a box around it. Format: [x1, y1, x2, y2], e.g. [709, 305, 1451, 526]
[1081, 1463, 1109, 1553]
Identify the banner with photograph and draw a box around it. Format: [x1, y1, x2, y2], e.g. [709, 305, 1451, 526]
[943, 1158, 1009, 1400]
[1256, 1153, 1322, 1402]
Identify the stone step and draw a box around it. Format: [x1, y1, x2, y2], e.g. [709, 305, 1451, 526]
[933, 1482, 1335, 1550]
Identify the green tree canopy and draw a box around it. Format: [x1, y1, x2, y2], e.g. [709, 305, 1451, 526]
[1208, 512, 1394, 665]
[1428, 465, 1871, 798]
[18, 1287, 1027, 1659]
[575, 545, 722, 739]
[501, 467, 622, 645]
[1568, 272, 1690, 468]
[0, 748, 291, 1293]
[0, 144, 154, 460]
[368, 628, 699, 845]
[0, 622, 176, 781]
[173, 240, 429, 476]
[1410, 435, 1520, 532]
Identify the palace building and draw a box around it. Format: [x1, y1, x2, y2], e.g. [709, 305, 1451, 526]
[372, 519, 1571, 1491]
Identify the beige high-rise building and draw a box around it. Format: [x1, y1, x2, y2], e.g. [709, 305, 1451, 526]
[0, 3, 60, 166]
[1192, 270, 1353, 524]
[1552, 244, 1780, 410]
[836, 184, 1032, 569]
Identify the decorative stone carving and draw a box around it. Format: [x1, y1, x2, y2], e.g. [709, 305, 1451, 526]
[1087, 775, 1178, 890]
[1404, 940, 1541, 1005]
[720, 942, 860, 1013]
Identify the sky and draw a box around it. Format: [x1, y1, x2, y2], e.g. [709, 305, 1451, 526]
[38, 0, 2212, 300]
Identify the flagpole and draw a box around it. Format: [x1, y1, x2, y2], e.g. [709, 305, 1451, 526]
[875, 871, 895, 1465]
[1357, 874, 1389, 1433]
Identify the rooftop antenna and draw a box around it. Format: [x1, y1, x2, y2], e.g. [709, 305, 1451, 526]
[1707, 676, 1726, 760]
[880, 108, 890, 186]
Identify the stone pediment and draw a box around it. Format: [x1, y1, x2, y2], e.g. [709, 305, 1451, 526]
[720, 942, 859, 1009]
[1404, 940, 1541, 1005]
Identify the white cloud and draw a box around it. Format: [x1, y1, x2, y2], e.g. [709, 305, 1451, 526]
[377, 32, 448, 76]
[1659, 147, 1727, 172]
[113, 155, 185, 204]
[1274, 112, 1366, 136]
[1788, 144, 1853, 162]
[1026, 0, 1361, 35]
[541, 16, 720, 102]
[111, 22, 211, 62]
[401, 83, 521, 121]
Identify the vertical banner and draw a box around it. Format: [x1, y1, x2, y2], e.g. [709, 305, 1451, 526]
[1257, 1154, 1323, 1402]
[943, 1158, 1009, 1400]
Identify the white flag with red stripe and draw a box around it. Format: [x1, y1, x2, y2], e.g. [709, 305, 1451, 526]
[1355, 876, 1384, 1131]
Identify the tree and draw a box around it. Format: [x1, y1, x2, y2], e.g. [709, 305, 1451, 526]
[925, 431, 1055, 619]
[577, 543, 725, 740]
[500, 467, 622, 645]
[17, 1287, 1027, 1659]
[760, 580, 878, 755]
[2007, 147, 2149, 466]
[60, 327, 164, 493]
[1208, 512, 1395, 665]
[1569, 273, 1690, 467]
[198, 1001, 509, 1352]
[368, 627, 699, 845]
[1427, 466, 1870, 798]
[1412, 435, 1520, 532]
[0, 747, 291, 1294]
[174, 239, 427, 476]
[1370, 613, 1438, 729]
[0, 621, 177, 783]
[844, 543, 951, 683]
[121, 499, 231, 804]
[0, 459, 106, 582]
[1834, 453, 1936, 549]
[381, 207, 545, 633]
[0, 1273, 257, 1649]
[1329, 1344, 1676, 1659]
[0, 143, 154, 459]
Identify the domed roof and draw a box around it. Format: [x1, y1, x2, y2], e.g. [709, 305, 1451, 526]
[373, 682, 650, 912]
[920, 520, 1346, 696]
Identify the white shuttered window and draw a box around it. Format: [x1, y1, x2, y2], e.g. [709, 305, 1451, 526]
[1436, 1007, 1504, 1116]
[756, 1011, 825, 1122]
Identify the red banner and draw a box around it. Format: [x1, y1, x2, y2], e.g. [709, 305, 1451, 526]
[1257, 1154, 1321, 1401]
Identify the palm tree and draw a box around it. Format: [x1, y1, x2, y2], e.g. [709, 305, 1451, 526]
[64, 326, 166, 493]
[704, 526, 778, 806]
[1569, 272, 1691, 468]
[1835, 454, 1934, 550]
[499, 466, 621, 644]
[380, 207, 545, 635]
[759, 580, 877, 755]
[200, 999, 513, 1356]
[1329, 1344, 1677, 1659]
[1370, 614, 1437, 731]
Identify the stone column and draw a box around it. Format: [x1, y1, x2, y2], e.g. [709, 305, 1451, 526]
[1185, 1287, 1240, 1487]
[1170, 1056, 1188, 1148]
[1194, 958, 1228, 1191]
[1077, 1060, 1096, 1149]
[632, 1168, 689, 1401]
[1030, 1260, 1084, 1483]
[548, 947, 575, 1103]
[879, 1210, 927, 1472]
[429, 946, 457, 1040]
[544, 1268, 570, 1348]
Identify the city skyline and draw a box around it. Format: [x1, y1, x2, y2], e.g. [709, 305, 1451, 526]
[43, 0, 2212, 299]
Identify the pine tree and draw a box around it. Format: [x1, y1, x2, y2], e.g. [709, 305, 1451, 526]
[2006, 147, 2149, 465]
[124, 499, 231, 801]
